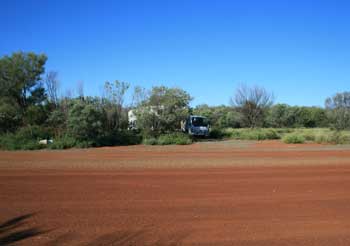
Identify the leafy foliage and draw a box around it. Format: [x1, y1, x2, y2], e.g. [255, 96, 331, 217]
[135, 86, 192, 134]
[0, 52, 47, 109]
[0, 52, 48, 132]
[2, 51, 350, 150]
[282, 134, 305, 144]
[0, 126, 51, 150]
[193, 104, 242, 128]
[266, 104, 328, 128]
[325, 92, 350, 130]
[67, 98, 105, 144]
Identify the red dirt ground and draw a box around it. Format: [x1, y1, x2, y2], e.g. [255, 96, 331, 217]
[1, 140, 350, 245]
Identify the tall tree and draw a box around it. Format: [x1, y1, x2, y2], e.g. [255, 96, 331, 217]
[131, 86, 148, 107]
[45, 71, 60, 106]
[0, 52, 47, 131]
[103, 80, 130, 130]
[325, 92, 350, 130]
[0, 52, 47, 110]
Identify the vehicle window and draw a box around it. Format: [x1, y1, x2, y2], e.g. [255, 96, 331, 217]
[192, 117, 208, 127]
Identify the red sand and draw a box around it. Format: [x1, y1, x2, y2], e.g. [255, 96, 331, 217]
[1, 140, 350, 245]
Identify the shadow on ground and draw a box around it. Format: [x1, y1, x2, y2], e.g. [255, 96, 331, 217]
[0, 213, 190, 245]
[0, 213, 47, 245]
[46, 228, 191, 246]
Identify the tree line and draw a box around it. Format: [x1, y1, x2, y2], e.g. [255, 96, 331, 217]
[0, 52, 349, 149]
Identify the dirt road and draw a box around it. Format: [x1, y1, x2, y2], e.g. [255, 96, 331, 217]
[1, 141, 350, 245]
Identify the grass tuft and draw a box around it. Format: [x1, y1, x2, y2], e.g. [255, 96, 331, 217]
[282, 134, 305, 144]
[143, 133, 192, 145]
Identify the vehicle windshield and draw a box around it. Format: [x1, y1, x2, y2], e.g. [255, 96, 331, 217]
[191, 117, 208, 127]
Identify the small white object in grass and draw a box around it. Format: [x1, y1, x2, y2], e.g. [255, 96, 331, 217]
[38, 139, 54, 145]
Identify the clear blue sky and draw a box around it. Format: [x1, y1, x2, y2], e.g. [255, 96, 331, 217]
[1, 0, 349, 107]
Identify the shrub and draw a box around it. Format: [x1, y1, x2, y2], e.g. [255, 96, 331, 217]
[300, 132, 315, 141]
[226, 128, 280, 140]
[282, 134, 305, 144]
[97, 131, 142, 146]
[49, 136, 76, 149]
[75, 141, 93, 148]
[274, 128, 293, 135]
[143, 137, 158, 145]
[209, 128, 229, 139]
[16, 125, 52, 140]
[315, 134, 328, 144]
[315, 131, 350, 144]
[157, 135, 173, 145]
[0, 126, 52, 150]
[262, 129, 280, 140]
[67, 100, 104, 143]
[22, 141, 45, 150]
[143, 133, 192, 145]
[173, 135, 193, 145]
[158, 133, 192, 145]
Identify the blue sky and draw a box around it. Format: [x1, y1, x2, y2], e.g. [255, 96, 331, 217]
[1, 0, 349, 107]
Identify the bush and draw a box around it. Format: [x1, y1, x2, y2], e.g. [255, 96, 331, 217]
[143, 133, 192, 145]
[157, 135, 174, 145]
[0, 134, 38, 150]
[48, 131, 143, 149]
[22, 141, 45, 150]
[315, 131, 350, 144]
[97, 131, 142, 146]
[49, 136, 76, 149]
[16, 125, 52, 140]
[282, 134, 305, 144]
[209, 128, 229, 139]
[159, 133, 192, 145]
[226, 128, 280, 140]
[143, 137, 158, 145]
[67, 100, 104, 143]
[0, 126, 52, 150]
[262, 129, 280, 140]
[300, 131, 315, 141]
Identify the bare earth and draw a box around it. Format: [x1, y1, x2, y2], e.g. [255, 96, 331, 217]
[1, 140, 350, 245]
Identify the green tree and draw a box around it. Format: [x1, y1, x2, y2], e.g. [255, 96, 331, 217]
[267, 104, 329, 128]
[135, 86, 192, 134]
[67, 98, 105, 144]
[0, 52, 48, 131]
[47, 108, 67, 137]
[266, 104, 290, 127]
[193, 104, 242, 128]
[325, 92, 350, 130]
[0, 52, 47, 110]
[0, 98, 22, 133]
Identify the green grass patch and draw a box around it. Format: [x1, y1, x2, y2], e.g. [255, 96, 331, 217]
[315, 131, 350, 144]
[48, 135, 77, 149]
[222, 127, 350, 145]
[0, 126, 51, 150]
[282, 134, 305, 144]
[225, 128, 281, 140]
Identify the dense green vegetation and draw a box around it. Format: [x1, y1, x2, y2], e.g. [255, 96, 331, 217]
[282, 134, 306, 144]
[218, 128, 350, 145]
[1, 51, 350, 150]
